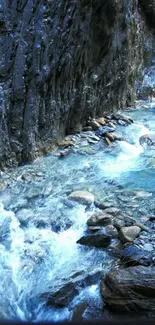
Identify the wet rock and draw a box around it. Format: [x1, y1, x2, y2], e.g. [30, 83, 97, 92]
[104, 207, 120, 216]
[105, 137, 112, 146]
[94, 201, 115, 210]
[56, 149, 72, 158]
[0, 204, 13, 240]
[22, 173, 34, 182]
[9, 198, 28, 212]
[95, 126, 115, 137]
[59, 138, 75, 149]
[87, 212, 112, 227]
[104, 132, 122, 142]
[41, 269, 100, 307]
[24, 186, 44, 199]
[68, 191, 94, 206]
[143, 243, 154, 252]
[113, 218, 125, 230]
[77, 232, 111, 248]
[83, 126, 93, 132]
[134, 222, 149, 232]
[119, 226, 141, 243]
[111, 113, 133, 125]
[121, 246, 152, 266]
[15, 208, 35, 226]
[43, 282, 78, 307]
[0, 190, 11, 207]
[101, 266, 155, 312]
[149, 215, 155, 221]
[87, 119, 101, 131]
[105, 225, 118, 239]
[139, 133, 155, 147]
[96, 117, 106, 125]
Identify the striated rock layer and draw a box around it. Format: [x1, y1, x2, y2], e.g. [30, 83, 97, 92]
[0, 0, 154, 168]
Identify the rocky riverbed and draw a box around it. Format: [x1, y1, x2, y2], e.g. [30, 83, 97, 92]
[1, 102, 155, 321]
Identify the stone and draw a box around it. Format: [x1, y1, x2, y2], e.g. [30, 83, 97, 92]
[139, 133, 155, 147]
[94, 201, 115, 210]
[68, 191, 94, 205]
[149, 215, 155, 221]
[101, 266, 155, 312]
[22, 173, 34, 182]
[87, 119, 101, 131]
[113, 218, 125, 230]
[134, 222, 149, 232]
[25, 186, 44, 199]
[104, 132, 122, 142]
[56, 149, 72, 158]
[105, 137, 112, 145]
[0, 190, 11, 207]
[143, 243, 154, 252]
[95, 126, 115, 137]
[83, 126, 93, 132]
[41, 269, 100, 307]
[104, 207, 120, 216]
[77, 232, 111, 248]
[96, 117, 106, 125]
[105, 225, 118, 238]
[87, 212, 112, 227]
[0, 203, 13, 240]
[119, 226, 141, 243]
[15, 208, 35, 226]
[121, 246, 152, 266]
[59, 138, 75, 148]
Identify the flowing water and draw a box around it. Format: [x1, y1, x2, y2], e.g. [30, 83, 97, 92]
[0, 101, 155, 321]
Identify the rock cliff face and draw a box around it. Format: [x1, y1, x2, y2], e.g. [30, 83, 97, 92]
[0, 0, 154, 168]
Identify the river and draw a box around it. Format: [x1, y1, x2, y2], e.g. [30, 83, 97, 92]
[0, 100, 155, 321]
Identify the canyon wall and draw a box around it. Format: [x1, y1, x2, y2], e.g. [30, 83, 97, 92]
[0, 0, 154, 168]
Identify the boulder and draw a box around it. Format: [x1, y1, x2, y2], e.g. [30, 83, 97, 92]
[15, 208, 35, 226]
[41, 269, 100, 307]
[139, 133, 155, 147]
[105, 225, 118, 238]
[94, 201, 115, 210]
[59, 138, 75, 148]
[87, 212, 112, 227]
[95, 126, 115, 137]
[77, 232, 111, 248]
[113, 218, 125, 230]
[68, 191, 94, 205]
[101, 266, 155, 312]
[87, 119, 101, 131]
[96, 117, 106, 125]
[104, 207, 120, 216]
[119, 226, 141, 243]
[121, 246, 152, 266]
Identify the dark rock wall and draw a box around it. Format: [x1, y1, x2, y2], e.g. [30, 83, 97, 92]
[0, 0, 154, 168]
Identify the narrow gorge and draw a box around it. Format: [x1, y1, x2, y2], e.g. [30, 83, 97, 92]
[0, 0, 155, 322]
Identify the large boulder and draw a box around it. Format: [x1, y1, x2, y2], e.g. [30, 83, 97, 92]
[40, 270, 100, 307]
[77, 232, 111, 248]
[121, 246, 152, 266]
[119, 226, 141, 243]
[101, 266, 155, 312]
[139, 133, 155, 147]
[87, 212, 112, 227]
[68, 191, 95, 205]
